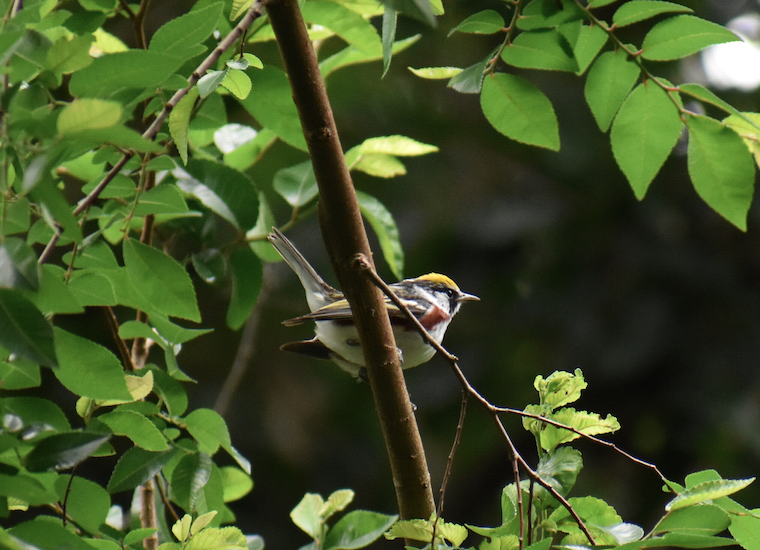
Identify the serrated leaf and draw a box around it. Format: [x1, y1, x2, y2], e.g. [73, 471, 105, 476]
[585, 49, 641, 132]
[53, 327, 132, 400]
[171, 452, 213, 513]
[666, 478, 755, 511]
[227, 246, 263, 330]
[502, 29, 578, 72]
[98, 410, 168, 451]
[22, 264, 83, 314]
[642, 15, 740, 61]
[536, 446, 583, 497]
[107, 447, 178, 493]
[481, 73, 559, 150]
[539, 407, 620, 452]
[221, 69, 252, 100]
[356, 191, 404, 280]
[273, 161, 318, 207]
[134, 184, 189, 216]
[354, 135, 439, 156]
[685, 113, 755, 231]
[612, 1, 692, 28]
[448, 10, 504, 36]
[25, 432, 110, 472]
[382, 6, 396, 76]
[724, 112, 760, 167]
[149, 2, 223, 61]
[123, 239, 201, 322]
[170, 86, 199, 166]
[573, 23, 608, 75]
[534, 368, 587, 408]
[611, 81, 682, 199]
[184, 408, 231, 455]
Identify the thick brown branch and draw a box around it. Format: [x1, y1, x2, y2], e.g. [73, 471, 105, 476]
[264, 0, 435, 522]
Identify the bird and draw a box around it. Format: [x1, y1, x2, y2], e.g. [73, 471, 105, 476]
[267, 227, 478, 378]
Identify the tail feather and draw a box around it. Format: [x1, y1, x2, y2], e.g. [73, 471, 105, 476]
[268, 228, 339, 311]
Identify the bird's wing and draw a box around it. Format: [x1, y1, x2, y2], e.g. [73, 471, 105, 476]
[282, 296, 427, 326]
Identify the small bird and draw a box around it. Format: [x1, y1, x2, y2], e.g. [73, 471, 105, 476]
[268, 228, 479, 378]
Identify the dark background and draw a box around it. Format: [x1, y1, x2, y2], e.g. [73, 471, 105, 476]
[90, 0, 760, 546]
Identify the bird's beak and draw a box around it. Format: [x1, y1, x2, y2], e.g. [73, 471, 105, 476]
[458, 292, 480, 302]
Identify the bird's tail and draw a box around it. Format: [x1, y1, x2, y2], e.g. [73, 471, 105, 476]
[268, 228, 338, 311]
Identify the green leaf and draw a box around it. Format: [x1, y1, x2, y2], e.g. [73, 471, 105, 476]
[221, 69, 252, 100]
[679, 83, 747, 119]
[68, 49, 184, 98]
[123, 529, 159, 547]
[382, 6, 396, 76]
[191, 511, 218, 535]
[319, 34, 420, 79]
[198, 69, 228, 99]
[224, 128, 277, 171]
[21, 264, 83, 314]
[184, 408, 231, 455]
[171, 452, 213, 513]
[53, 475, 111, 533]
[610, 82, 682, 199]
[273, 161, 318, 207]
[448, 10, 504, 36]
[170, 86, 199, 166]
[351, 154, 405, 178]
[612, 1, 693, 28]
[501, 29, 578, 72]
[247, 193, 282, 263]
[535, 368, 587, 409]
[408, 66, 462, 79]
[728, 511, 760, 550]
[10, 519, 97, 550]
[45, 34, 93, 75]
[0, 237, 39, 290]
[654, 504, 730, 535]
[98, 410, 169, 451]
[356, 191, 404, 280]
[134, 184, 189, 216]
[666, 478, 755, 511]
[0, 355, 41, 389]
[481, 73, 559, 150]
[448, 53, 490, 94]
[189, 92, 227, 147]
[148, 365, 188, 417]
[24, 432, 110, 472]
[149, 313, 212, 345]
[192, 248, 227, 285]
[352, 135, 439, 156]
[240, 65, 307, 150]
[184, 526, 247, 550]
[588, 0, 618, 6]
[585, 48, 641, 132]
[302, 0, 381, 55]
[536, 446, 583, 497]
[0, 396, 70, 432]
[518, 0, 586, 30]
[573, 23, 608, 75]
[323, 489, 355, 519]
[67, 270, 117, 306]
[0, 289, 57, 367]
[642, 15, 740, 61]
[685, 113, 755, 231]
[324, 510, 398, 550]
[291, 493, 326, 539]
[724, 112, 760, 167]
[53, 327, 132, 400]
[220, 466, 253, 502]
[57, 99, 122, 134]
[538, 407, 620, 452]
[123, 239, 201, 322]
[175, 158, 259, 231]
[226, 246, 263, 330]
[148, 2, 223, 60]
[107, 447, 178, 493]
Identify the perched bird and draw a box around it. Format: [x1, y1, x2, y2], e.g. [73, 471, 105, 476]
[268, 228, 478, 378]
